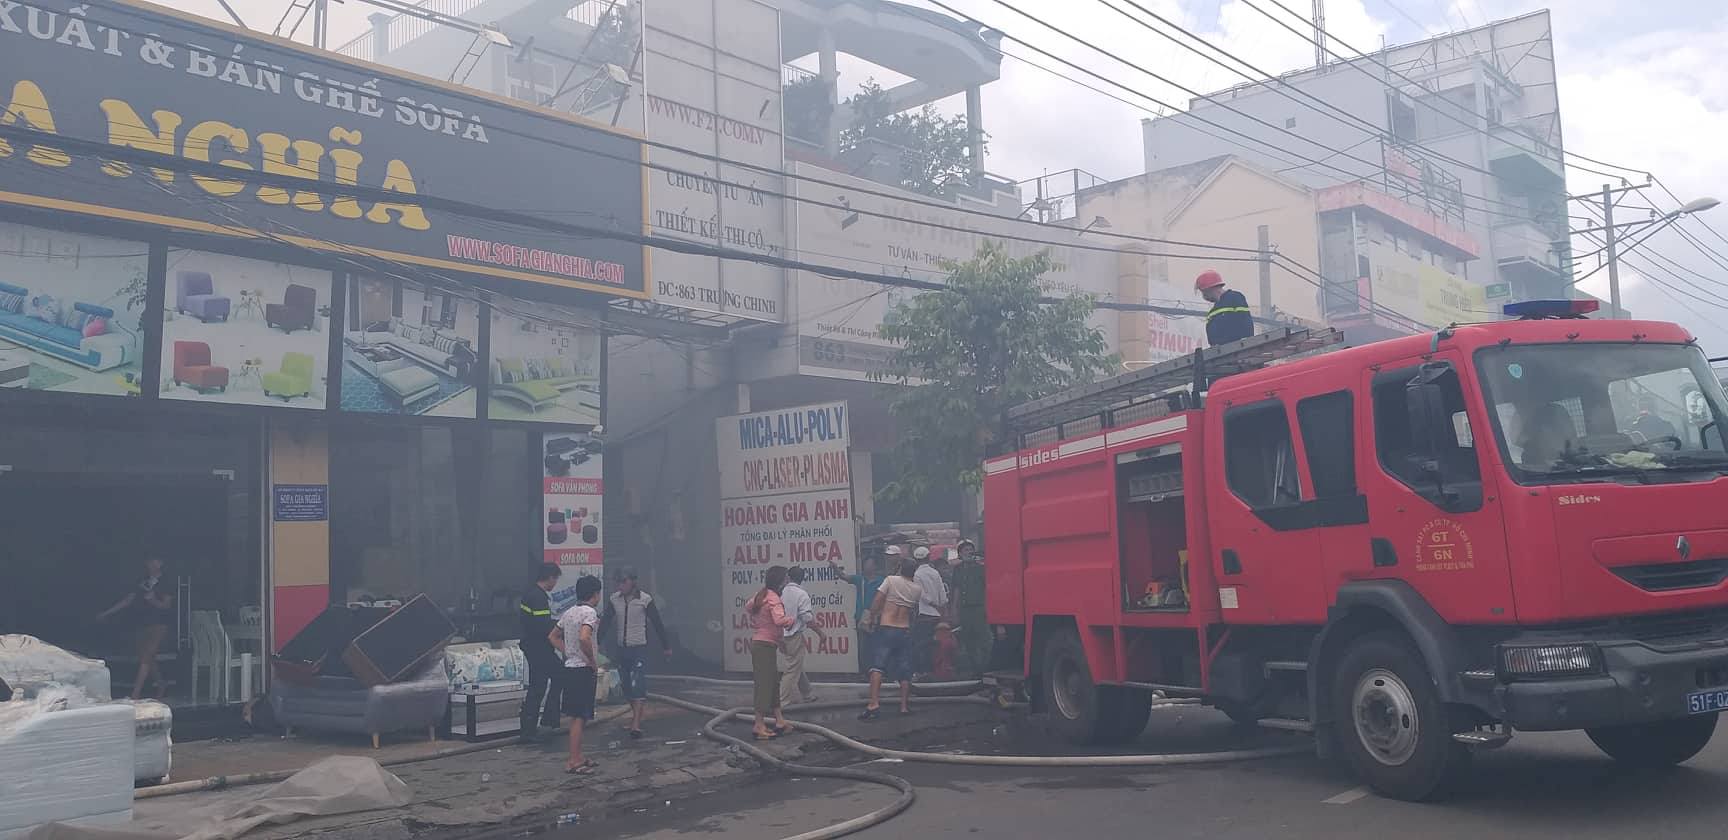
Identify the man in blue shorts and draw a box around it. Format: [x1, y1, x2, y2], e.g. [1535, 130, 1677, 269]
[859, 555, 922, 719]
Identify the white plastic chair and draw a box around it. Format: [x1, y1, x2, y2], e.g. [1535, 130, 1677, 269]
[189, 611, 252, 705]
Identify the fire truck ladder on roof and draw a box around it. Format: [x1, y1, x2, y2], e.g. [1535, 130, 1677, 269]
[1005, 326, 1344, 437]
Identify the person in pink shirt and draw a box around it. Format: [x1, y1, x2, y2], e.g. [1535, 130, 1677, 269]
[746, 565, 795, 741]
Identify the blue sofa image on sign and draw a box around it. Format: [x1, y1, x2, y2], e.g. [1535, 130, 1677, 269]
[0, 282, 131, 371]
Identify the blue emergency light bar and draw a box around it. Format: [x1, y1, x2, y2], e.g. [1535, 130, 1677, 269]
[1502, 299, 1600, 319]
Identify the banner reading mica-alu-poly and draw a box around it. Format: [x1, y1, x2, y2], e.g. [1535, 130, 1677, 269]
[0, 0, 648, 297]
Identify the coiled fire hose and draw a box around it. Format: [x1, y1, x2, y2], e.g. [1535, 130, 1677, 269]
[647, 692, 1310, 840]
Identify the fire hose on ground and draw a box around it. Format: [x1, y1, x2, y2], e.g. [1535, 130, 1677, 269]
[647, 691, 1311, 840]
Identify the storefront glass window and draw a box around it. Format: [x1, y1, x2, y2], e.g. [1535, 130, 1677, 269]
[0, 404, 263, 708]
[330, 424, 536, 641]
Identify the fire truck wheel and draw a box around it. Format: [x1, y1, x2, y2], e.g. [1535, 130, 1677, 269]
[1586, 714, 1718, 768]
[1100, 687, 1152, 744]
[1042, 629, 1111, 744]
[1332, 631, 1470, 801]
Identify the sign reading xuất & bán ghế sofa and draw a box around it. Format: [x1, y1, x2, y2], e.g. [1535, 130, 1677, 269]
[0, 0, 648, 298]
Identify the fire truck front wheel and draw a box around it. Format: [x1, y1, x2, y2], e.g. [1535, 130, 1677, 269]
[1332, 631, 1471, 801]
[1586, 714, 1718, 768]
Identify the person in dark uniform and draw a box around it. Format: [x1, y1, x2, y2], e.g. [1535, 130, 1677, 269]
[518, 562, 564, 740]
[1196, 269, 1254, 347]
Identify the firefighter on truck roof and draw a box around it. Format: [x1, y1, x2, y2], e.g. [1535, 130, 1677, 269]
[1196, 269, 1253, 347]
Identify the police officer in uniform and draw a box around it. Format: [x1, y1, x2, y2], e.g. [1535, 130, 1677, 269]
[519, 562, 564, 739]
[1196, 269, 1253, 346]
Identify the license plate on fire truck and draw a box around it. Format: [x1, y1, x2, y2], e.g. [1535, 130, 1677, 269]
[1687, 689, 1728, 714]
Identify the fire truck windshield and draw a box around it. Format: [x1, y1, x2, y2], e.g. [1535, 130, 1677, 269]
[1476, 343, 1728, 484]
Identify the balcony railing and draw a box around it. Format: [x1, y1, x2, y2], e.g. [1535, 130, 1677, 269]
[335, 0, 620, 62]
[1492, 220, 1564, 275]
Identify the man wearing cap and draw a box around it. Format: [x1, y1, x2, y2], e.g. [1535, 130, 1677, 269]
[911, 546, 948, 677]
[1195, 269, 1253, 347]
[598, 568, 671, 739]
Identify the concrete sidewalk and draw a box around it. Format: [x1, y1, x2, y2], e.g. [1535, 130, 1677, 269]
[130, 686, 997, 840]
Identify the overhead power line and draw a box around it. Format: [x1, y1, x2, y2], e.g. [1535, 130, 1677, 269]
[0, 120, 1439, 332]
[948, 0, 1583, 226]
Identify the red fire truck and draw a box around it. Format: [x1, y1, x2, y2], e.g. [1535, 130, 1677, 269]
[983, 303, 1728, 800]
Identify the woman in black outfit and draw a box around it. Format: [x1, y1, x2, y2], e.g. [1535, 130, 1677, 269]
[98, 557, 174, 699]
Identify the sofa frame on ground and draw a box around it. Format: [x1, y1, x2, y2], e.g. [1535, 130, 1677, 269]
[269, 656, 448, 749]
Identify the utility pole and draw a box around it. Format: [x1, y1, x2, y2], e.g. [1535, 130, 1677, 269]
[1257, 224, 1273, 319]
[1600, 183, 1621, 320]
[1312, 0, 1327, 70]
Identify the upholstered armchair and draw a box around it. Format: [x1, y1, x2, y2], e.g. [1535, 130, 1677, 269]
[266, 284, 317, 333]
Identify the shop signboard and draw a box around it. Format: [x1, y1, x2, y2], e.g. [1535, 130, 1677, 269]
[642, 0, 787, 320]
[0, 0, 648, 298]
[273, 484, 328, 522]
[544, 431, 603, 610]
[1362, 243, 1490, 329]
[1484, 282, 1511, 300]
[789, 162, 1117, 380]
[715, 401, 857, 673]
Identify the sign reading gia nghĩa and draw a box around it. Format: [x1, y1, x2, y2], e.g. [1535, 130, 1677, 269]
[0, 0, 648, 297]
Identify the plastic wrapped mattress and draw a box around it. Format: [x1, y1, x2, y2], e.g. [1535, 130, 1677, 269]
[0, 699, 134, 839]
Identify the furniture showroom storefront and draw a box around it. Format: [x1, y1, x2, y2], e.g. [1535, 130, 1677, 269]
[0, 0, 645, 711]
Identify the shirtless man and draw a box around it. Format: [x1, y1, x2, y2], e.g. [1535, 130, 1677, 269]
[859, 556, 923, 719]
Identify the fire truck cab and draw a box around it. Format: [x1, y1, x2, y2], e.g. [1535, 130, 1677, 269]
[984, 307, 1728, 800]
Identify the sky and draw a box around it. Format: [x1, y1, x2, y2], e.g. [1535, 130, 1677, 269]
[157, 0, 1728, 352]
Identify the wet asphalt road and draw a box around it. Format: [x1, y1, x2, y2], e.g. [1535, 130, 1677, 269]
[568, 705, 1728, 839]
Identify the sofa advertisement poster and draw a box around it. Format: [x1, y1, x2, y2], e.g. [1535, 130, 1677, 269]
[340, 277, 480, 417]
[159, 250, 331, 409]
[544, 431, 604, 611]
[489, 302, 602, 425]
[0, 0, 648, 299]
[715, 401, 858, 673]
[0, 221, 149, 396]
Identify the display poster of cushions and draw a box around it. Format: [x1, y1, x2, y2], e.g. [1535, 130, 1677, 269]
[487, 300, 602, 425]
[0, 221, 149, 397]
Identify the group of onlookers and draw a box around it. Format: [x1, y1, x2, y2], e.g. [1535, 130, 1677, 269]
[518, 564, 671, 774]
[516, 538, 988, 764]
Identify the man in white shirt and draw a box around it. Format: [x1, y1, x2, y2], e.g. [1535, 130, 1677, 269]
[910, 546, 947, 677]
[778, 566, 826, 706]
[551, 576, 604, 775]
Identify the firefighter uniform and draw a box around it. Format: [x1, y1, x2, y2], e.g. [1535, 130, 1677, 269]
[1205, 288, 1254, 346]
[518, 584, 563, 736]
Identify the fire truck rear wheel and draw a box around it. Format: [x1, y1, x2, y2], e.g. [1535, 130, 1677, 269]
[1332, 631, 1470, 801]
[1586, 714, 1718, 768]
[1042, 629, 1112, 744]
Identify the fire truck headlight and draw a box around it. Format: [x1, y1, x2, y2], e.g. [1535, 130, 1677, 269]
[1499, 644, 1601, 678]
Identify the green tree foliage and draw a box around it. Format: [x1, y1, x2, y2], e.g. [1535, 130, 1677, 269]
[840, 80, 981, 198]
[870, 244, 1114, 505]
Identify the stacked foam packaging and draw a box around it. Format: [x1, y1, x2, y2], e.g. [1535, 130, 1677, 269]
[0, 635, 174, 792]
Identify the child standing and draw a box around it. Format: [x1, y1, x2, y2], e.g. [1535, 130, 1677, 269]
[931, 621, 959, 680]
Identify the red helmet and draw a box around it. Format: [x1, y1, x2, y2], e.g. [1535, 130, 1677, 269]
[1194, 270, 1226, 291]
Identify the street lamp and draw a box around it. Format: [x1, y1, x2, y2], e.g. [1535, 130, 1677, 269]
[1571, 194, 1720, 318]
